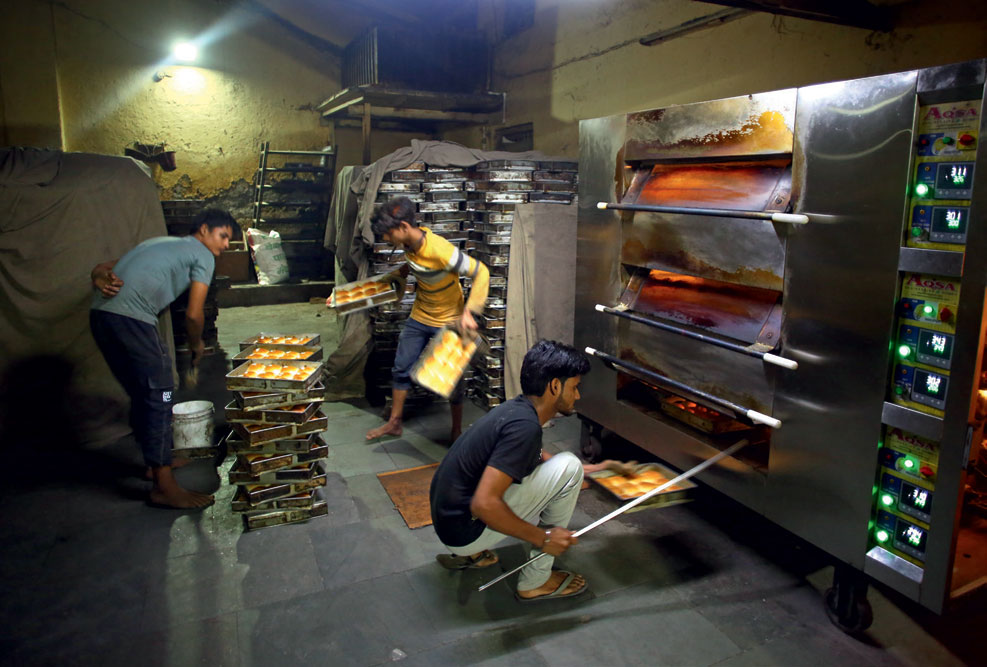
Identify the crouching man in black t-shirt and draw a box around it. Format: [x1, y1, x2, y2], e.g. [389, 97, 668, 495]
[429, 340, 596, 603]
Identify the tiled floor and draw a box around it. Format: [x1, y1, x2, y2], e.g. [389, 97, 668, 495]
[1, 303, 983, 666]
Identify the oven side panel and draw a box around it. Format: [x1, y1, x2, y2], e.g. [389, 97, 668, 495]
[767, 71, 919, 565]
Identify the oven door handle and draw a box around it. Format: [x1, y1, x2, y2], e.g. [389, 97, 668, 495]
[585, 346, 782, 429]
[596, 304, 797, 370]
[597, 201, 809, 225]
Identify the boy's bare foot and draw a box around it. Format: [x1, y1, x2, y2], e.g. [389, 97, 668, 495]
[149, 465, 214, 509]
[516, 570, 587, 600]
[366, 418, 402, 440]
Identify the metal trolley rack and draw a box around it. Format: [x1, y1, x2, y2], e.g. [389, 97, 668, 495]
[575, 59, 987, 630]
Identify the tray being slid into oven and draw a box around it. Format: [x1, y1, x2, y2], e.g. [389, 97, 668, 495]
[236, 439, 328, 475]
[233, 382, 325, 411]
[232, 344, 323, 362]
[589, 462, 696, 513]
[229, 408, 327, 445]
[226, 359, 323, 392]
[223, 430, 320, 455]
[225, 399, 319, 424]
[238, 333, 320, 350]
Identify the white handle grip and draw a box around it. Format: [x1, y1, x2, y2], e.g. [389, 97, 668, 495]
[596, 201, 609, 210]
[770, 212, 809, 225]
[762, 353, 798, 370]
[746, 410, 782, 429]
[585, 346, 598, 356]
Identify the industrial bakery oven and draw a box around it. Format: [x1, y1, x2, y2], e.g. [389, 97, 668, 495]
[575, 59, 987, 627]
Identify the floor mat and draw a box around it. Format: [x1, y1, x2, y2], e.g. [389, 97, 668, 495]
[376, 463, 439, 529]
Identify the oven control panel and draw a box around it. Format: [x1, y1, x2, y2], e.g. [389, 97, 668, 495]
[891, 273, 960, 416]
[907, 100, 980, 249]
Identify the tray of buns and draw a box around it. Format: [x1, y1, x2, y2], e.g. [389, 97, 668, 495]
[327, 273, 401, 314]
[410, 327, 480, 399]
[223, 430, 320, 455]
[225, 360, 323, 391]
[230, 408, 327, 445]
[236, 439, 329, 475]
[589, 462, 695, 512]
[238, 333, 320, 350]
[232, 344, 322, 362]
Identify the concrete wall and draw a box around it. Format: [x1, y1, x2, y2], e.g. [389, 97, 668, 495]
[0, 0, 420, 201]
[445, 0, 987, 157]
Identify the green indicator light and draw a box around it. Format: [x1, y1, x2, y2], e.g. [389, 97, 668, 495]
[895, 385, 905, 395]
[915, 183, 930, 197]
[911, 226, 923, 237]
[881, 493, 895, 507]
[922, 304, 936, 317]
[898, 344, 912, 358]
[876, 530, 890, 543]
[903, 458, 915, 469]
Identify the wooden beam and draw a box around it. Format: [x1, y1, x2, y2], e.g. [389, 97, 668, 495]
[362, 102, 372, 165]
[343, 105, 500, 124]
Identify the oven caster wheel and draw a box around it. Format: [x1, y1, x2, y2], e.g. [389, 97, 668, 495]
[578, 417, 604, 461]
[824, 564, 872, 634]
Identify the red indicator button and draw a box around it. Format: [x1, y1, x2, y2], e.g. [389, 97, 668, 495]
[959, 133, 976, 146]
[939, 307, 953, 322]
[919, 465, 934, 478]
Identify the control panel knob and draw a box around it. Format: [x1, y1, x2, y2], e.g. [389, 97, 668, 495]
[939, 307, 953, 323]
[959, 133, 976, 147]
[919, 465, 935, 479]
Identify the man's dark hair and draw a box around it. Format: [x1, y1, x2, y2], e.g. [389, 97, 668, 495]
[520, 340, 591, 396]
[371, 196, 418, 238]
[193, 208, 239, 237]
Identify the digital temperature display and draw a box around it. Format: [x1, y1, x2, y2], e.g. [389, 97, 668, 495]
[934, 162, 975, 198]
[895, 520, 927, 554]
[931, 207, 968, 234]
[911, 368, 948, 409]
[899, 481, 932, 521]
[918, 329, 953, 361]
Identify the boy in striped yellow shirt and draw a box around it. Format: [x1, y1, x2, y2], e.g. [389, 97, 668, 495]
[366, 196, 490, 442]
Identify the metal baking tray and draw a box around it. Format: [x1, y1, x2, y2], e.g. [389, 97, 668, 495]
[236, 439, 329, 475]
[427, 191, 466, 202]
[231, 487, 317, 513]
[479, 170, 533, 182]
[418, 201, 461, 212]
[488, 276, 507, 288]
[225, 399, 319, 424]
[422, 181, 463, 192]
[476, 234, 511, 248]
[472, 392, 503, 410]
[239, 464, 327, 506]
[328, 273, 401, 315]
[425, 221, 462, 233]
[242, 495, 329, 531]
[660, 396, 752, 435]
[589, 462, 696, 512]
[229, 459, 323, 485]
[473, 353, 503, 370]
[378, 182, 421, 193]
[373, 243, 405, 254]
[385, 171, 425, 182]
[376, 192, 424, 204]
[475, 160, 537, 171]
[238, 333, 320, 350]
[374, 320, 404, 335]
[230, 408, 327, 445]
[529, 192, 575, 204]
[535, 181, 577, 192]
[474, 222, 512, 235]
[475, 251, 509, 266]
[410, 327, 480, 399]
[465, 201, 518, 212]
[474, 373, 504, 389]
[471, 181, 534, 192]
[425, 171, 467, 182]
[171, 445, 219, 460]
[226, 360, 323, 392]
[470, 192, 528, 204]
[372, 252, 407, 266]
[232, 344, 322, 362]
[472, 211, 515, 223]
[532, 170, 577, 183]
[233, 382, 325, 411]
[224, 429, 320, 455]
[422, 211, 468, 223]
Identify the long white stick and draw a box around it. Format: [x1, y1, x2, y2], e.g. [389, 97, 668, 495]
[477, 439, 749, 592]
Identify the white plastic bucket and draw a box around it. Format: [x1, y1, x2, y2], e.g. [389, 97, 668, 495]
[172, 400, 214, 450]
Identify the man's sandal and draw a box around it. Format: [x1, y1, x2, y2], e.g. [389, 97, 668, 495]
[436, 550, 499, 570]
[514, 570, 589, 603]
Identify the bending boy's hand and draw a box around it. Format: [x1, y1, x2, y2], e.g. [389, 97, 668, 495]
[95, 271, 124, 297]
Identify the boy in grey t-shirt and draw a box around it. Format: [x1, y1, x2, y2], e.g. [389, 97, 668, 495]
[90, 209, 236, 509]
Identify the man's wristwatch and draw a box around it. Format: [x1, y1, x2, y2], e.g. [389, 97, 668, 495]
[541, 528, 552, 549]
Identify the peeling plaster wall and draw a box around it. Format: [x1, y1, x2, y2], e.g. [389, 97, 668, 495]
[2, 0, 427, 203]
[445, 0, 987, 156]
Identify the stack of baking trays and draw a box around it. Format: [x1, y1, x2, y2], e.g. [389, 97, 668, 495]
[223, 333, 329, 531]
